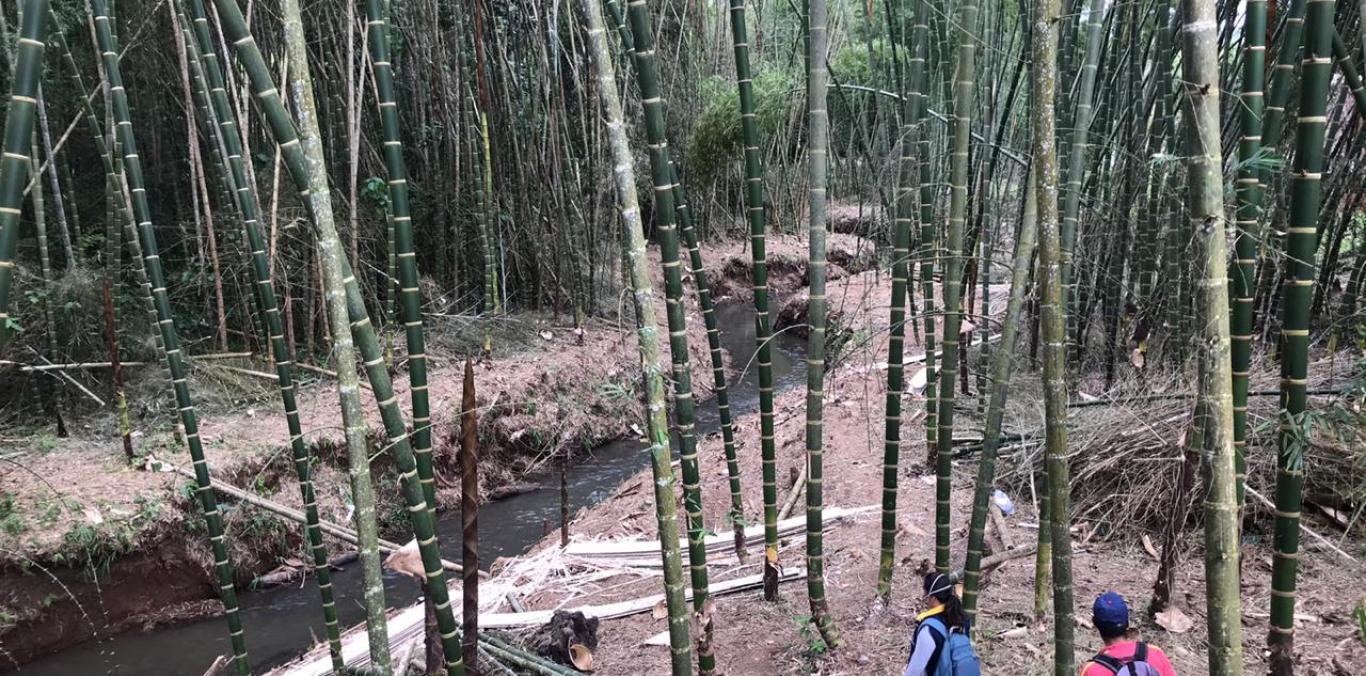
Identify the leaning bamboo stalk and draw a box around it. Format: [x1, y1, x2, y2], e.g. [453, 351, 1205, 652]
[962, 169, 1038, 621]
[0, 0, 48, 344]
[89, 1, 248, 671]
[618, 1, 715, 671]
[207, 0, 466, 672]
[577, 0, 691, 672]
[363, 0, 441, 509]
[176, 2, 347, 664]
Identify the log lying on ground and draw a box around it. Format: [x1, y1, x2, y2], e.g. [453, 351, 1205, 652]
[171, 466, 488, 578]
[562, 505, 875, 565]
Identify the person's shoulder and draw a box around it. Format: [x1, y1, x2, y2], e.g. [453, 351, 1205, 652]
[1141, 643, 1178, 676]
[1078, 661, 1106, 676]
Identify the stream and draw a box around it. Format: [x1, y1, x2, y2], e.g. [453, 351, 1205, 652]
[13, 299, 808, 675]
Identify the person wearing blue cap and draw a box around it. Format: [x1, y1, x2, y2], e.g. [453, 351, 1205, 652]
[1079, 591, 1177, 675]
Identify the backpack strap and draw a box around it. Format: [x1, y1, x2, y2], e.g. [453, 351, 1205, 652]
[1134, 642, 1148, 662]
[919, 616, 948, 673]
[1091, 653, 1126, 674]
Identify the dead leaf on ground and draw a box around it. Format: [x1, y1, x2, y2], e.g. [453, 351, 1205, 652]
[1155, 606, 1194, 634]
[1141, 534, 1161, 561]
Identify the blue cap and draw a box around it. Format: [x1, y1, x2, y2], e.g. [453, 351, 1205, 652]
[1092, 591, 1130, 634]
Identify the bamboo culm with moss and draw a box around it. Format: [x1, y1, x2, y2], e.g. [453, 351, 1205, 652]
[934, 0, 978, 575]
[619, 1, 715, 671]
[803, 0, 842, 650]
[1269, 0, 1334, 670]
[726, 0, 781, 596]
[0, 0, 48, 344]
[207, 0, 467, 671]
[174, 2, 348, 665]
[961, 168, 1037, 621]
[90, 1, 250, 672]
[1180, 0, 1246, 669]
[1029, 0, 1074, 665]
[577, 0, 692, 671]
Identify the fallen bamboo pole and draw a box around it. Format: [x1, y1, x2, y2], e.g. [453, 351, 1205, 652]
[1066, 389, 1342, 408]
[1245, 486, 1359, 565]
[170, 466, 489, 578]
[2, 351, 256, 372]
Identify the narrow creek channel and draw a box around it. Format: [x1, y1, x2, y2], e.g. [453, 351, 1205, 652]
[13, 299, 808, 675]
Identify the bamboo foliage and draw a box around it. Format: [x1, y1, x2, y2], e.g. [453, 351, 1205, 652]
[0, 0, 48, 343]
[1269, 0, 1335, 670]
[89, 1, 250, 673]
[577, 0, 692, 672]
[205, 0, 467, 672]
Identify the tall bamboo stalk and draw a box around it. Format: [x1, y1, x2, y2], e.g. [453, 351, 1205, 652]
[876, 2, 917, 601]
[620, 1, 715, 670]
[934, 0, 978, 574]
[577, 0, 691, 671]
[36, 90, 73, 268]
[1030, 0, 1074, 665]
[89, 1, 249, 672]
[726, 0, 781, 596]
[962, 169, 1037, 621]
[363, 0, 439, 511]
[1059, 0, 1105, 361]
[0, 0, 47, 343]
[207, 0, 466, 671]
[804, 0, 842, 649]
[913, 0, 938, 466]
[1269, 0, 1334, 670]
[1233, 0, 1268, 514]
[461, 360, 480, 675]
[1180, 0, 1245, 670]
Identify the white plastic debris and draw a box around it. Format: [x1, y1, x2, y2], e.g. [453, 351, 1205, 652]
[991, 489, 1015, 516]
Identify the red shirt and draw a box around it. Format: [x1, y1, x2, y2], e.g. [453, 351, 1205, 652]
[1079, 641, 1178, 676]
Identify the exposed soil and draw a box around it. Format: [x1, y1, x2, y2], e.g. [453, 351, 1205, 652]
[501, 265, 1366, 674]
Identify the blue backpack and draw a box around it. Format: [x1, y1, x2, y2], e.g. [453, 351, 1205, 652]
[920, 616, 982, 676]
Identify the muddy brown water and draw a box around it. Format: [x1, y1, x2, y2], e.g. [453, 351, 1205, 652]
[11, 300, 808, 675]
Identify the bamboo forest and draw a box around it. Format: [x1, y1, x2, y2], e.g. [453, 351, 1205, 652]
[2, 0, 1366, 672]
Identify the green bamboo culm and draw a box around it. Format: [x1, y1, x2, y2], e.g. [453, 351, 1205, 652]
[875, 14, 916, 601]
[1231, 0, 1267, 514]
[1058, 0, 1105, 362]
[576, 2, 692, 673]
[1029, 0, 1074, 665]
[1180, 0, 1246, 670]
[803, 0, 842, 650]
[934, 0, 978, 574]
[205, 0, 468, 672]
[912, 0, 937, 468]
[1258, 0, 1306, 216]
[174, 0, 344, 666]
[362, 0, 439, 512]
[620, 1, 714, 671]
[961, 169, 1038, 621]
[1332, 30, 1366, 116]
[1269, 0, 1335, 671]
[0, 0, 48, 344]
[89, 1, 250, 673]
[726, 0, 782, 598]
